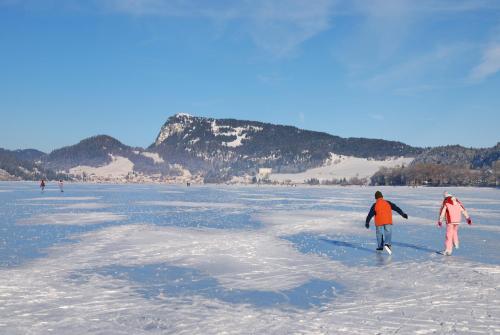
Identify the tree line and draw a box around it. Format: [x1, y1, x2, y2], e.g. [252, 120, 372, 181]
[370, 162, 500, 187]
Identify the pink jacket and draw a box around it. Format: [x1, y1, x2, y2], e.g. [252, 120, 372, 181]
[439, 197, 469, 224]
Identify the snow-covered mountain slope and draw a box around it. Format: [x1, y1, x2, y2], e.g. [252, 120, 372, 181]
[2, 113, 498, 183]
[69, 155, 134, 179]
[0, 168, 17, 181]
[150, 113, 421, 181]
[270, 154, 414, 183]
[45, 135, 137, 170]
[412, 143, 500, 168]
[0, 148, 61, 180]
[139, 152, 164, 164]
[43, 135, 181, 180]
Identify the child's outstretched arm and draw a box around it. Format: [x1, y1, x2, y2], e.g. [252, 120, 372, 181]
[388, 201, 408, 219]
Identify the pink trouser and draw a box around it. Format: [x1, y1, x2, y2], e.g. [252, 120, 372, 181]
[445, 224, 459, 252]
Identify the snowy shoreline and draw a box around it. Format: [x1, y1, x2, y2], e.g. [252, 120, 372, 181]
[2, 180, 498, 190]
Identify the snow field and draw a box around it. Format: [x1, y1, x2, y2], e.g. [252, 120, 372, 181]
[270, 154, 414, 182]
[69, 155, 134, 178]
[0, 183, 498, 334]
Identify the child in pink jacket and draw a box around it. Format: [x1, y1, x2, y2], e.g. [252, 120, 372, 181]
[438, 191, 472, 256]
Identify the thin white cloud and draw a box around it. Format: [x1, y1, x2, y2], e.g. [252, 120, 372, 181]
[470, 43, 500, 82]
[349, 0, 500, 17]
[0, 0, 336, 57]
[361, 44, 472, 90]
[369, 114, 384, 121]
[393, 84, 441, 96]
[333, 0, 500, 85]
[257, 73, 288, 85]
[243, 0, 335, 57]
[100, 0, 336, 57]
[99, 0, 241, 18]
[298, 112, 305, 123]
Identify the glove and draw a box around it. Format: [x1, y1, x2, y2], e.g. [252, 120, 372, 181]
[365, 223, 370, 229]
[402, 213, 408, 219]
[437, 221, 442, 227]
[467, 218, 472, 225]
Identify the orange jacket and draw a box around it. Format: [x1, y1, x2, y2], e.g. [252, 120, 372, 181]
[366, 197, 407, 227]
[374, 198, 392, 226]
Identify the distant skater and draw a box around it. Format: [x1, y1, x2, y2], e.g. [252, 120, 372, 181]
[58, 179, 64, 192]
[40, 179, 45, 193]
[365, 191, 408, 254]
[437, 192, 472, 256]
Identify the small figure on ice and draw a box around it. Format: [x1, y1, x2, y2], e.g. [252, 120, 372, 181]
[40, 179, 45, 193]
[58, 179, 64, 192]
[365, 191, 408, 255]
[437, 191, 472, 256]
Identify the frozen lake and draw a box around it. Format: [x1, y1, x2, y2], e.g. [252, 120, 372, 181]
[0, 182, 499, 334]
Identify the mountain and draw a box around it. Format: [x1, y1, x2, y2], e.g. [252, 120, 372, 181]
[411, 143, 500, 169]
[13, 149, 47, 162]
[44, 135, 134, 170]
[149, 113, 421, 180]
[0, 148, 61, 181]
[43, 135, 178, 179]
[1, 113, 498, 184]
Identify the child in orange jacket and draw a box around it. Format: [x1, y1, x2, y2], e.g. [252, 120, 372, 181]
[365, 191, 408, 254]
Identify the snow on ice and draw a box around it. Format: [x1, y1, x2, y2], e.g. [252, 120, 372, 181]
[0, 182, 499, 334]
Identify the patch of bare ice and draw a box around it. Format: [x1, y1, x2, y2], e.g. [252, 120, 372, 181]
[136, 201, 245, 209]
[22, 196, 101, 201]
[17, 212, 126, 226]
[56, 203, 111, 210]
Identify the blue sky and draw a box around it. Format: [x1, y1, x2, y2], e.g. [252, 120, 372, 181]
[1, 0, 500, 152]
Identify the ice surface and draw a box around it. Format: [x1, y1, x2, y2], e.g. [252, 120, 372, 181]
[22, 196, 101, 201]
[0, 182, 499, 334]
[18, 212, 126, 226]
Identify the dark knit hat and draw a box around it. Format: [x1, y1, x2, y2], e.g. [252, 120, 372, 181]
[375, 191, 383, 199]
